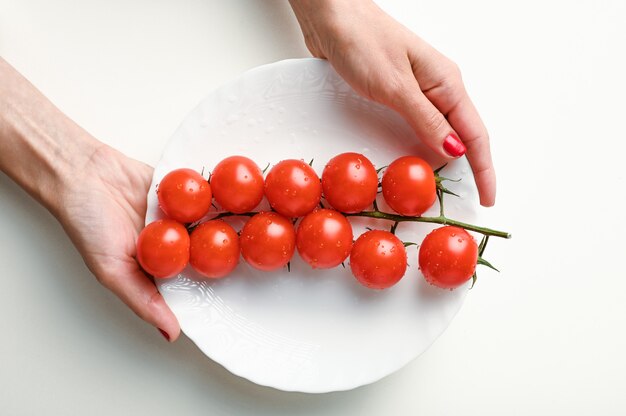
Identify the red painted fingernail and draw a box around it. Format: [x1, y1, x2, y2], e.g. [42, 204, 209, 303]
[158, 328, 171, 342]
[443, 134, 466, 157]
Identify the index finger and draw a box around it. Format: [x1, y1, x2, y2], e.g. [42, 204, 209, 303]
[446, 93, 496, 206]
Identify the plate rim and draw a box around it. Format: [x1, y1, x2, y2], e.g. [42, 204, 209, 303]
[149, 57, 472, 393]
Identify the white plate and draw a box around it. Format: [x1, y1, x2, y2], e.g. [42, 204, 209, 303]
[146, 58, 479, 393]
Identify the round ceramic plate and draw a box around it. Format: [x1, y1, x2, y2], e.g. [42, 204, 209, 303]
[146, 58, 479, 393]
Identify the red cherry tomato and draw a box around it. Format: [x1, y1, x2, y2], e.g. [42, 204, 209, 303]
[157, 168, 212, 223]
[382, 156, 436, 216]
[136, 219, 190, 278]
[296, 209, 353, 269]
[240, 212, 296, 271]
[264, 159, 322, 218]
[210, 156, 264, 214]
[418, 226, 478, 289]
[189, 220, 239, 278]
[349, 230, 407, 289]
[322, 152, 378, 213]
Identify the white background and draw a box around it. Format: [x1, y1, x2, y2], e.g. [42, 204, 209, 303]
[1, 0, 625, 414]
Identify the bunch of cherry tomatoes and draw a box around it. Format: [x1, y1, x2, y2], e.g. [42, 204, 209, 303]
[137, 152, 484, 290]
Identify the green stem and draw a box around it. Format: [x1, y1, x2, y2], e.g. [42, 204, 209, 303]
[211, 211, 256, 220]
[437, 188, 445, 218]
[346, 210, 511, 239]
[198, 209, 511, 239]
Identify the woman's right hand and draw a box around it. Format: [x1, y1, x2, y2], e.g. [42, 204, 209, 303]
[289, 0, 496, 206]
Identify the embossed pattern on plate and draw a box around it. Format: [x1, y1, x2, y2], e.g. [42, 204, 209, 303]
[146, 59, 478, 393]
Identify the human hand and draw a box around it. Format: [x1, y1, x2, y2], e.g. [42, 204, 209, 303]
[57, 145, 180, 341]
[0, 58, 179, 341]
[289, 0, 496, 206]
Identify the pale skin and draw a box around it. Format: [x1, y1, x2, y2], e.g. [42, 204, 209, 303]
[0, 1, 495, 342]
[289, 0, 495, 205]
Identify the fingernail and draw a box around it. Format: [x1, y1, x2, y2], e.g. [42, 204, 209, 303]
[443, 134, 466, 157]
[158, 328, 171, 342]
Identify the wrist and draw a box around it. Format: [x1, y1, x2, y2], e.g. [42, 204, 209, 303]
[0, 58, 103, 219]
[289, 0, 347, 57]
[40, 130, 103, 220]
[289, 0, 377, 58]
[2, 111, 101, 219]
